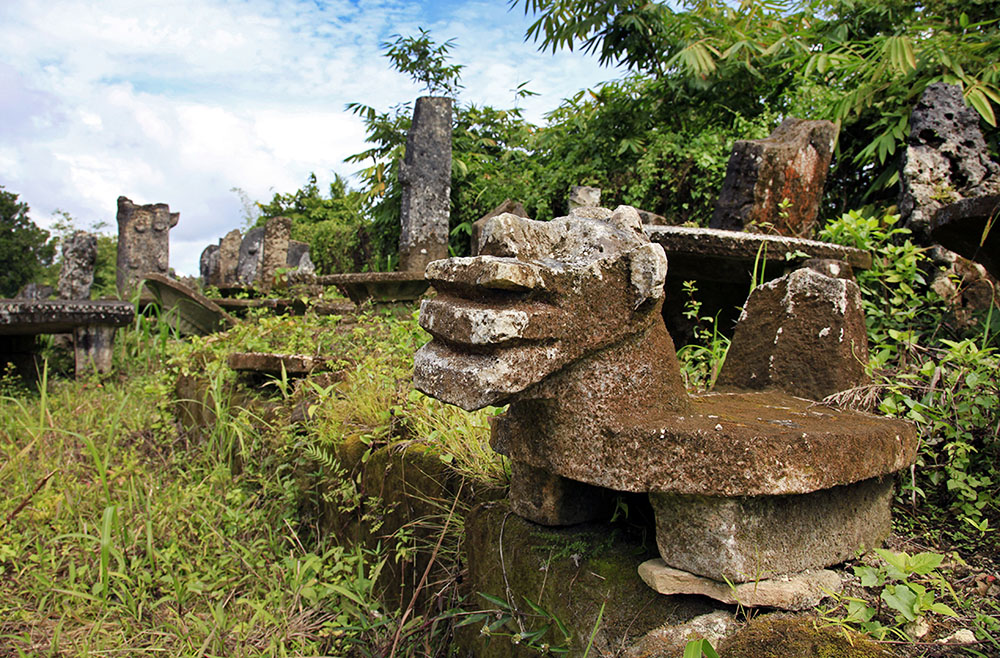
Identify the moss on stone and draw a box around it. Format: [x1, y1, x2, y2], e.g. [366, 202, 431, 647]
[718, 614, 897, 658]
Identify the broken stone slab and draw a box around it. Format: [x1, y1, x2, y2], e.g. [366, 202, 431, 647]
[213, 297, 356, 316]
[470, 198, 529, 255]
[931, 194, 1000, 280]
[638, 560, 842, 610]
[649, 476, 893, 583]
[711, 118, 838, 237]
[237, 227, 264, 285]
[116, 196, 178, 298]
[259, 216, 292, 291]
[399, 96, 452, 273]
[315, 272, 429, 304]
[715, 267, 869, 401]
[227, 351, 329, 377]
[568, 185, 601, 210]
[141, 273, 236, 336]
[58, 231, 97, 300]
[900, 83, 1000, 242]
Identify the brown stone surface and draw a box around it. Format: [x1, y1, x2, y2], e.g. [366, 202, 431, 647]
[58, 231, 97, 300]
[716, 267, 869, 400]
[399, 96, 452, 273]
[213, 297, 356, 316]
[499, 390, 915, 497]
[928, 246, 1000, 328]
[717, 613, 893, 657]
[638, 560, 842, 610]
[624, 611, 738, 658]
[227, 351, 327, 376]
[116, 196, 178, 298]
[217, 229, 242, 287]
[900, 83, 1000, 242]
[931, 194, 1000, 280]
[0, 299, 134, 335]
[259, 216, 291, 291]
[470, 198, 529, 255]
[711, 118, 838, 237]
[141, 273, 236, 336]
[509, 460, 613, 526]
[649, 476, 894, 582]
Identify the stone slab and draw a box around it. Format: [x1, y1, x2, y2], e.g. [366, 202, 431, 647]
[0, 299, 134, 335]
[314, 272, 429, 304]
[213, 297, 356, 316]
[141, 273, 236, 336]
[649, 476, 894, 582]
[639, 560, 842, 610]
[496, 390, 916, 497]
[227, 351, 328, 376]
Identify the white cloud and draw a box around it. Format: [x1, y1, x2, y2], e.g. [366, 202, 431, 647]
[0, 0, 615, 276]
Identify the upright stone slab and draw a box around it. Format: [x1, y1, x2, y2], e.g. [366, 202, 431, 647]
[237, 227, 264, 285]
[200, 244, 220, 286]
[900, 83, 1000, 242]
[57, 231, 97, 300]
[715, 267, 869, 400]
[286, 239, 315, 275]
[259, 216, 291, 291]
[399, 96, 452, 273]
[568, 185, 601, 211]
[116, 196, 178, 298]
[217, 229, 242, 287]
[710, 118, 837, 237]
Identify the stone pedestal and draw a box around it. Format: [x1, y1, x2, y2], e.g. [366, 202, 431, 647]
[399, 96, 452, 273]
[116, 196, 178, 298]
[58, 231, 97, 300]
[73, 324, 117, 374]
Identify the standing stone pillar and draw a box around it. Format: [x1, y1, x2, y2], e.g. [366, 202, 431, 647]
[237, 227, 265, 285]
[116, 196, 178, 298]
[217, 229, 242, 287]
[399, 96, 453, 273]
[58, 231, 98, 300]
[259, 216, 291, 291]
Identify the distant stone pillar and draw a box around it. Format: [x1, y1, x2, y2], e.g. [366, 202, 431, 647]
[568, 185, 601, 211]
[116, 196, 178, 298]
[217, 229, 242, 287]
[237, 227, 265, 285]
[200, 244, 220, 286]
[57, 231, 97, 300]
[399, 96, 453, 273]
[710, 118, 837, 238]
[259, 216, 291, 290]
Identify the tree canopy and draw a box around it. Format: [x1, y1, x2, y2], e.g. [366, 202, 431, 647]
[0, 185, 56, 297]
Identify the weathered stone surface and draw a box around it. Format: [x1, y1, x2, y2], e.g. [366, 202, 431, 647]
[58, 231, 97, 300]
[459, 500, 717, 657]
[0, 299, 134, 335]
[624, 611, 738, 658]
[237, 227, 264, 285]
[470, 199, 529, 255]
[637, 208, 667, 225]
[717, 613, 890, 657]
[711, 118, 838, 237]
[928, 245, 1000, 328]
[931, 194, 1000, 280]
[568, 185, 601, 210]
[638, 560, 842, 610]
[141, 273, 236, 336]
[399, 96, 452, 273]
[649, 476, 894, 582]
[509, 460, 613, 526]
[73, 324, 117, 374]
[315, 271, 428, 304]
[15, 283, 53, 300]
[286, 239, 315, 274]
[214, 296, 356, 316]
[716, 268, 869, 400]
[227, 351, 327, 376]
[200, 244, 220, 285]
[801, 258, 854, 280]
[217, 229, 242, 286]
[415, 206, 684, 412]
[116, 196, 178, 298]
[900, 83, 1000, 242]
[259, 216, 291, 291]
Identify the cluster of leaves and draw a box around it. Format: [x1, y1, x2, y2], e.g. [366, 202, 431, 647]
[0, 185, 56, 297]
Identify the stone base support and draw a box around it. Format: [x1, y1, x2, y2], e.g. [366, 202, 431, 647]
[509, 461, 612, 526]
[649, 476, 893, 582]
[73, 324, 117, 375]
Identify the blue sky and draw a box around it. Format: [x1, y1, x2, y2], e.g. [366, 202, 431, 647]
[0, 0, 619, 276]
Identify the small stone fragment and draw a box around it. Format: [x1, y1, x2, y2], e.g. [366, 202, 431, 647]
[568, 185, 601, 210]
[625, 611, 738, 658]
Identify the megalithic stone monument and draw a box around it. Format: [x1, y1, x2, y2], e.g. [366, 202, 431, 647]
[398, 96, 453, 273]
[58, 231, 98, 300]
[116, 196, 179, 298]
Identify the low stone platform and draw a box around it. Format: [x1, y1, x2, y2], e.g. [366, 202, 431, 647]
[314, 272, 429, 304]
[227, 351, 330, 376]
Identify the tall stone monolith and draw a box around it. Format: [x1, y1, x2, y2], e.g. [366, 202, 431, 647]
[259, 216, 291, 291]
[116, 196, 178, 298]
[58, 231, 98, 300]
[399, 96, 453, 273]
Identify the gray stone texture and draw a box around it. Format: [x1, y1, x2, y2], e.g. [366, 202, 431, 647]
[568, 185, 601, 210]
[237, 227, 264, 285]
[15, 283, 53, 300]
[399, 96, 453, 273]
[899, 83, 1000, 242]
[286, 239, 315, 274]
[711, 118, 838, 237]
[57, 231, 97, 300]
[116, 196, 178, 298]
[470, 198, 529, 255]
[625, 612, 738, 658]
[217, 229, 242, 287]
[73, 324, 117, 374]
[649, 476, 894, 583]
[716, 267, 869, 400]
[200, 244, 220, 285]
[259, 216, 291, 291]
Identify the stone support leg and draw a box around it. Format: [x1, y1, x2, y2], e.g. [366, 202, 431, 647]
[509, 460, 612, 526]
[73, 324, 117, 375]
